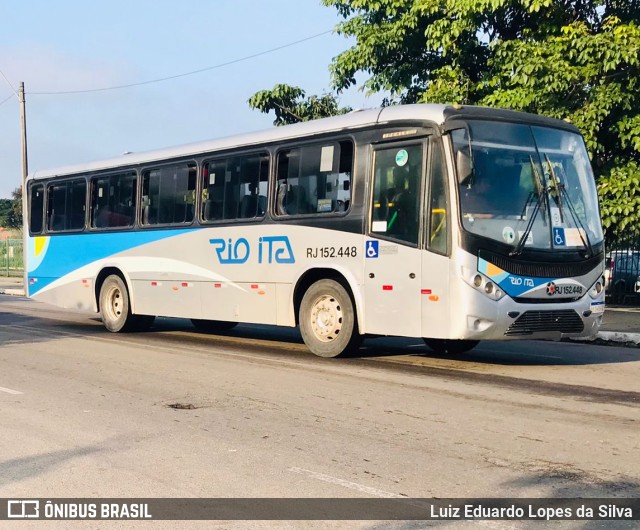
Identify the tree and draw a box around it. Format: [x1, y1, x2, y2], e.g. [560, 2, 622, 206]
[250, 1, 640, 240]
[248, 84, 351, 126]
[2, 187, 23, 232]
[0, 199, 11, 227]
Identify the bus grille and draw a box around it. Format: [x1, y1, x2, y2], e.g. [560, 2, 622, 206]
[505, 310, 584, 336]
[479, 250, 603, 278]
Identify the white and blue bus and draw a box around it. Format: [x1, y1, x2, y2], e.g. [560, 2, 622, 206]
[25, 104, 606, 357]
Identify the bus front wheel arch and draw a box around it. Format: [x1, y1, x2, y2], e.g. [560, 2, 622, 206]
[299, 279, 361, 358]
[98, 274, 154, 332]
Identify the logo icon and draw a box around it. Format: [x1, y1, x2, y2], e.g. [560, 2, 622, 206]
[546, 282, 557, 296]
[8, 500, 40, 518]
[502, 226, 515, 244]
[366, 240, 379, 258]
[395, 149, 409, 167]
[553, 227, 566, 246]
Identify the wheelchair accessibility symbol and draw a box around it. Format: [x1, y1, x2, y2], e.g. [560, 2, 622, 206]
[366, 240, 379, 258]
[553, 227, 566, 246]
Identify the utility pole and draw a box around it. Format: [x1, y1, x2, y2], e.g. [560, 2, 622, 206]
[19, 82, 28, 293]
[19, 82, 28, 180]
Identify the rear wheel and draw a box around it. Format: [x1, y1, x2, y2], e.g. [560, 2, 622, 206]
[424, 339, 480, 355]
[299, 279, 361, 358]
[191, 319, 238, 333]
[99, 275, 136, 332]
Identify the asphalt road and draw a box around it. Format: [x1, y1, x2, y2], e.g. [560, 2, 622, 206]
[1, 295, 639, 529]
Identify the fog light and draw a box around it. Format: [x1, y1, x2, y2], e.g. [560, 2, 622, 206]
[484, 282, 494, 294]
[473, 274, 483, 287]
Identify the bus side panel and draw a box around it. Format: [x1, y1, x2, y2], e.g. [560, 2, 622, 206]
[33, 277, 95, 312]
[132, 279, 201, 319]
[420, 251, 452, 339]
[276, 283, 295, 327]
[199, 281, 278, 325]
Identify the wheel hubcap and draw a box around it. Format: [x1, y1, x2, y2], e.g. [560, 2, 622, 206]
[105, 286, 123, 321]
[310, 295, 343, 342]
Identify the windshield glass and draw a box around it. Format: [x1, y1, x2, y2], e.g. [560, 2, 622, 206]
[451, 120, 604, 251]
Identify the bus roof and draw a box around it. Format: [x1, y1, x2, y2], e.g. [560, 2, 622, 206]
[27, 103, 578, 180]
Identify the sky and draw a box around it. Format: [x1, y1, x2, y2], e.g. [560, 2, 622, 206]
[0, 1, 381, 199]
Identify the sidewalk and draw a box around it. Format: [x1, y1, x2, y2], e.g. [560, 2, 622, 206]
[1, 276, 638, 346]
[0, 276, 25, 297]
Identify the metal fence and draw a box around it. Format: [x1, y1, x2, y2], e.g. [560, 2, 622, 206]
[1, 239, 23, 277]
[605, 231, 640, 306]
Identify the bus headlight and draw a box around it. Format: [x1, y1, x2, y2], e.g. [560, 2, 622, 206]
[589, 279, 604, 299]
[462, 268, 505, 301]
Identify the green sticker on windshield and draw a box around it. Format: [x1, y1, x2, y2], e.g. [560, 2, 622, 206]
[395, 149, 408, 167]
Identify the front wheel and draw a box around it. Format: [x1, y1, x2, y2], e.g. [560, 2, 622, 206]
[424, 339, 480, 355]
[299, 279, 361, 358]
[99, 274, 135, 332]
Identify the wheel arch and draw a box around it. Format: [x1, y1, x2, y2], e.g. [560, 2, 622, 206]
[95, 266, 136, 314]
[292, 266, 364, 334]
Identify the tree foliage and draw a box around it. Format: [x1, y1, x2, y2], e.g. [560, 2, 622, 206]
[248, 84, 351, 126]
[322, 0, 640, 239]
[250, 0, 640, 238]
[0, 187, 22, 231]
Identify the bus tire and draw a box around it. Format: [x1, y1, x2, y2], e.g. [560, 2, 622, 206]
[299, 279, 360, 358]
[191, 319, 237, 333]
[99, 274, 135, 332]
[424, 339, 479, 355]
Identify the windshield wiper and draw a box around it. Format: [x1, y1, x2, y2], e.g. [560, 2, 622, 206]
[511, 156, 547, 256]
[544, 154, 564, 224]
[544, 154, 593, 257]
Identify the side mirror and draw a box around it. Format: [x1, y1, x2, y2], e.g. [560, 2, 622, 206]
[456, 149, 473, 185]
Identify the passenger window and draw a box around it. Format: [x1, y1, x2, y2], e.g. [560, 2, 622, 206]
[46, 179, 87, 232]
[201, 152, 269, 222]
[90, 172, 136, 229]
[275, 140, 353, 216]
[29, 183, 44, 234]
[371, 144, 422, 245]
[428, 140, 449, 255]
[141, 163, 196, 226]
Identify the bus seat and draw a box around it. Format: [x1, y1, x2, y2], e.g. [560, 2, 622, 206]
[142, 205, 157, 225]
[276, 184, 287, 215]
[239, 194, 258, 218]
[285, 185, 310, 215]
[203, 200, 213, 221]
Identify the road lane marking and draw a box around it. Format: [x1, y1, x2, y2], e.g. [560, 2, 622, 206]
[0, 386, 23, 395]
[289, 467, 402, 498]
[289, 467, 518, 528]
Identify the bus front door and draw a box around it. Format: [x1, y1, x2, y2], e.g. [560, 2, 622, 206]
[363, 143, 424, 337]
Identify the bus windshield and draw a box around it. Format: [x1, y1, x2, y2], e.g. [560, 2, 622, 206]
[451, 120, 604, 251]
